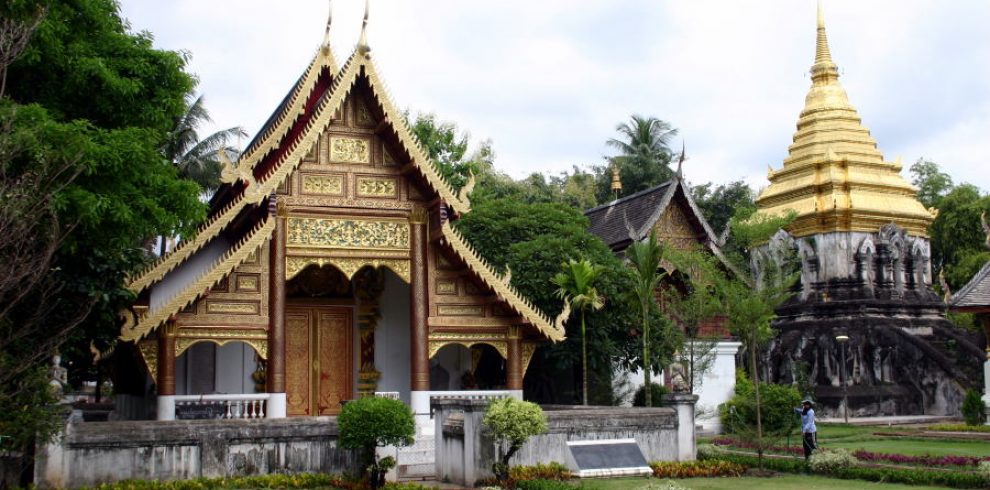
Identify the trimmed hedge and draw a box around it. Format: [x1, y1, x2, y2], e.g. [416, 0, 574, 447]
[85, 474, 362, 490]
[699, 451, 810, 474]
[649, 460, 745, 478]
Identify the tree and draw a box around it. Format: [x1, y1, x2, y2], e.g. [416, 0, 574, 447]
[0, 0, 204, 461]
[553, 258, 605, 406]
[928, 184, 990, 290]
[338, 396, 415, 489]
[483, 397, 548, 484]
[625, 230, 667, 407]
[598, 115, 678, 201]
[408, 111, 492, 191]
[910, 158, 953, 210]
[666, 248, 725, 394]
[163, 94, 246, 194]
[692, 180, 756, 239]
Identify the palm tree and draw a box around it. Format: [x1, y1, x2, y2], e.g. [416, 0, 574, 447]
[605, 115, 679, 198]
[164, 94, 247, 194]
[553, 258, 605, 406]
[625, 231, 667, 407]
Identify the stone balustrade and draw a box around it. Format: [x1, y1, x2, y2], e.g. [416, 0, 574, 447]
[172, 394, 271, 420]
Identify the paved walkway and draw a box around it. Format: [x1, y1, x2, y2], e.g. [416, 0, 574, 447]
[817, 414, 956, 426]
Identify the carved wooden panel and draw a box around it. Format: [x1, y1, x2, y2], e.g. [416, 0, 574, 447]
[329, 137, 370, 164]
[285, 305, 353, 417]
[175, 245, 269, 327]
[654, 201, 702, 250]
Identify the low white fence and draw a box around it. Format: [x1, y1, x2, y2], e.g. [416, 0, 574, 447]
[172, 393, 271, 419]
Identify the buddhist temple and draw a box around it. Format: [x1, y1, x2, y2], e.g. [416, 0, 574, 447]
[585, 174, 741, 432]
[113, 4, 565, 445]
[754, 4, 983, 416]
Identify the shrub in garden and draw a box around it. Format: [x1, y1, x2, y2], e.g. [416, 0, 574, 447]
[962, 389, 986, 426]
[979, 461, 990, 480]
[808, 449, 856, 474]
[509, 462, 572, 481]
[720, 370, 801, 436]
[338, 396, 415, 490]
[515, 480, 574, 490]
[483, 397, 549, 485]
[632, 382, 668, 407]
[695, 444, 724, 460]
[649, 460, 745, 478]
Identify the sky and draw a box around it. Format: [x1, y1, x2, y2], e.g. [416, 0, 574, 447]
[116, 1, 990, 193]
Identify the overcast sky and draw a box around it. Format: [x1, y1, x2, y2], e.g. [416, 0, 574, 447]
[117, 1, 990, 193]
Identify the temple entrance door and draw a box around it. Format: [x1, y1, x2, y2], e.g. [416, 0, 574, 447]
[285, 305, 353, 416]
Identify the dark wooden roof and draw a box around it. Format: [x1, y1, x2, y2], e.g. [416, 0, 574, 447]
[585, 182, 674, 251]
[949, 261, 990, 311]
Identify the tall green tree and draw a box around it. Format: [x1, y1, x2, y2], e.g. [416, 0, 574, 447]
[928, 184, 990, 290]
[625, 230, 667, 407]
[666, 248, 724, 394]
[692, 180, 756, 238]
[597, 115, 678, 201]
[0, 0, 204, 459]
[164, 94, 246, 194]
[553, 258, 605, 406]
[408, 111, 492, 191]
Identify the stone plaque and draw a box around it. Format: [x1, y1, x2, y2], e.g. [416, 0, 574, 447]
[565, 439, 652, 478]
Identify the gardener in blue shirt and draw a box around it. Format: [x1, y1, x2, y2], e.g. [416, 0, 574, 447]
[794, 399, 817, 460]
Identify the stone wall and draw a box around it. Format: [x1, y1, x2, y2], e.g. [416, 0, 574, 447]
[34, 417, 357, 489]
[434, 398, 693, 486]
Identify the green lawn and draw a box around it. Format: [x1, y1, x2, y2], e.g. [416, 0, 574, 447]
[588, 476, 952, 490]
[825, 438, 990, 457]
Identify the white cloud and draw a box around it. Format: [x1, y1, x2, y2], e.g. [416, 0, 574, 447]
[118, 0, 990, 192]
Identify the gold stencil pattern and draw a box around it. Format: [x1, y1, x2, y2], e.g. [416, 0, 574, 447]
[329, 137, 370, 164]
[205, 301, 260, 315]
[302, 174, 344, 195]
[138, 339, 158, 382]
[437, 304, 485, 317]
[356, 178, 397, 198]
[287, 217, 409, 249]
[285, 256, 411, 283]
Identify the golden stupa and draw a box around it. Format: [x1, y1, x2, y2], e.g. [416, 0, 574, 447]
[755, 4, 937, 238]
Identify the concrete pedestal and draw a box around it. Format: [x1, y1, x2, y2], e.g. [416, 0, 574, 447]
[156, 395, 175, 421]
[267, 393, 286, 419]
[983, 357, 990, 426]
[662, 394, 698, 461]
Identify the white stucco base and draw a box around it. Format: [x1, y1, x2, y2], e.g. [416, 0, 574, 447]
[266, 393, 286, 419]
[156, 395, 175, 421]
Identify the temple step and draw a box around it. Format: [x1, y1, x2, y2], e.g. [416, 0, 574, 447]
[397, 436, 435, 480]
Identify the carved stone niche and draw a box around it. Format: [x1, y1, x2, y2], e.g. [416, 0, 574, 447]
[855, 237, 877, 295]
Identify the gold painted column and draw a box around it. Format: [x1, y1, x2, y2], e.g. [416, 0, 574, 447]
[409, 208, 430, 392]
[507, 326, 523, 391]
[267, 198, 288, 417]
[156, 324, 176, 420]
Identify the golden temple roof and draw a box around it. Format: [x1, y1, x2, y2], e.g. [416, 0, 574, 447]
[755, 3, 936, 238]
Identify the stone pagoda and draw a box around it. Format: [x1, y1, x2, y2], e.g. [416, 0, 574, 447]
[753, 4, 983, 416]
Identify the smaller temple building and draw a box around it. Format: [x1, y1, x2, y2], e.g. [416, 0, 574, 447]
[585, 174, 741, 432]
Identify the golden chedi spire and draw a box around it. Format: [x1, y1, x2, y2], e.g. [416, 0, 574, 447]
[756, 2, 936, 238]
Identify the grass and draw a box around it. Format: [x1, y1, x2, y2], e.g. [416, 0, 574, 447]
[587, 476, 952, 490]
[825, 438, 990, 457]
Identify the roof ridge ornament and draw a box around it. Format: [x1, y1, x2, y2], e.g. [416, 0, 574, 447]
[357, 0, 371, 55]
[322, 0, 333, 50]
[675, 140, 686, 178]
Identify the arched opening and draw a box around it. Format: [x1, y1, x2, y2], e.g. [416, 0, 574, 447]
[430, 343, 506, 391]
[174, 340, 263, 395]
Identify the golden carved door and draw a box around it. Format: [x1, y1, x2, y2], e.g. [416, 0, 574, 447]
[285, 305, 353, 416]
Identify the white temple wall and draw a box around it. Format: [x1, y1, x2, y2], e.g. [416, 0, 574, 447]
[375, 271, 411, 404]
[695, 341, 741, 433]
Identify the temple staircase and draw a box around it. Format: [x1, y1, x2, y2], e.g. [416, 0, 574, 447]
[396, 435, 435, 480]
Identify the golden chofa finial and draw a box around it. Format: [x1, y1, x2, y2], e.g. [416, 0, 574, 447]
[322, 0, 333, 50]
[357, 0, 371, 55]
[610, 163, 622, 200]
[811, 0, 839, 84]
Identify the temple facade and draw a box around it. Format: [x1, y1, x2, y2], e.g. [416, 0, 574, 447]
[115, 11, 564, 426]
[754, 5, 983, 416]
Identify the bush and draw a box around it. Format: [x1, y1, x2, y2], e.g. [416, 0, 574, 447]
[702, 453, 809, 474]
[509, 462, 572, 481]
[808, 449, 856, 473]
[962, 389, 986, 426]
[695, 444, 724, 460]
[979, 461, 990, 479]
[338, 396, 415, 490]
[649, 460, 745, 478]
[721, 369, 801, 437]
[484, 397, 549, 484]
[632, 383, 668, 407]
[831, 465, 989, 489]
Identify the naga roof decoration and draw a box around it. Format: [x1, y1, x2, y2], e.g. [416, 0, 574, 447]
[755, 3, 936, 238]
[440, 220, 567, 341]
[127, 26, 470, 295]
[121, 214, 275, 342]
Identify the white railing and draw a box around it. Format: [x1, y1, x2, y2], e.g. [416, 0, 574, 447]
[374, 391, 401, 400]
[428, 390, 518, 403]
[173, 393, 271, 419]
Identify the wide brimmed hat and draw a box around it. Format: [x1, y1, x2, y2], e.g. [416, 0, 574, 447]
[801, 399, 814, 405]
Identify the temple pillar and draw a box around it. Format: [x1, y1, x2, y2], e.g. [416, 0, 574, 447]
[267, 198, 287, 418]
[507, 327, 523, 391]
[409, 207, 430, 429]
[156, 324, 176, 421]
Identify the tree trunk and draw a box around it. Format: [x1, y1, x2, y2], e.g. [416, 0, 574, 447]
[581, 311, 588, 405]
[749, 332, 764, 469]
[643, 304, 651, 407]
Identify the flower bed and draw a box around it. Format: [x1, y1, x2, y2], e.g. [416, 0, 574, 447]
[852, 449, 990, 468]
[709, 437, 804, 456]
[649, 460, 746, 478]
